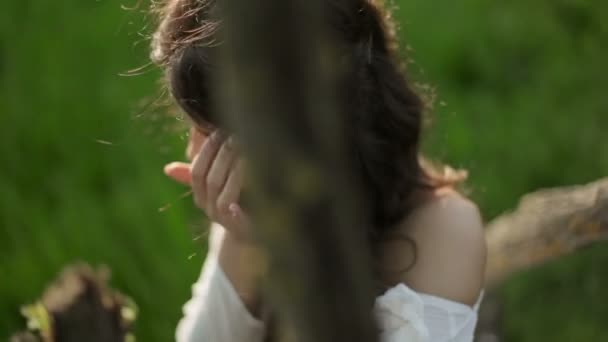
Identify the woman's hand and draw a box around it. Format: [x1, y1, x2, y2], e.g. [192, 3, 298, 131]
[166, 129, 264, 315]
[164, 129, 251, 240]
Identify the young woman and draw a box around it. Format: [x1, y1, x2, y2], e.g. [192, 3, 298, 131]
[152, 0, 487, 341]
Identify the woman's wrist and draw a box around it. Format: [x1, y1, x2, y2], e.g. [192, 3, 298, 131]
[218, 230, 264, 317]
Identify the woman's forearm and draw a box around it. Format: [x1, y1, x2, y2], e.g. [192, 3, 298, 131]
[176, 224, 266, 342]
[217, 230, 265, 316]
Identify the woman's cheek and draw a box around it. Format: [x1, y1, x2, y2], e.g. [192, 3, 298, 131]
[187, 128, 208, 161]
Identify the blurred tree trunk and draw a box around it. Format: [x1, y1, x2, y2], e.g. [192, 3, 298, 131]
[217, 0, 379, 341]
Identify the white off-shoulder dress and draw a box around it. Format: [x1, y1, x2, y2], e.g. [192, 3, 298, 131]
[176, 224, 483, 342]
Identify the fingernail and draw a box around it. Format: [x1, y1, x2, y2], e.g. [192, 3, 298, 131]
[229, 203, 239, 217]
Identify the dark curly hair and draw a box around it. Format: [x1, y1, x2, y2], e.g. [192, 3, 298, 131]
[150, 0, 465, 246]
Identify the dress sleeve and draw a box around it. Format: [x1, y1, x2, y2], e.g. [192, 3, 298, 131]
[374, 284, 481, 342]
[374, 284, 430, 342]
[176, 223, 266, 342]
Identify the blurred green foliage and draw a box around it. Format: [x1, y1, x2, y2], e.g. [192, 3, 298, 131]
[0, 0, 606, 341]
[0, 1, 204, 341]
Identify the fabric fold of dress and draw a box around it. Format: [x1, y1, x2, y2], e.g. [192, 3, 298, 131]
[176, 223, 483, 342]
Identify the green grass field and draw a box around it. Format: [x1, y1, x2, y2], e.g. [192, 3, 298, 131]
[1, 0, 607, 340]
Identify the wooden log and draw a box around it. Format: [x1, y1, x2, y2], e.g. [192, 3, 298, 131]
[11, 263, 136, 342]
[485, 177, 608, 288]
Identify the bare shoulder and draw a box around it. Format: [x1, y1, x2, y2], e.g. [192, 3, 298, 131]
[396, 188, 487, 306]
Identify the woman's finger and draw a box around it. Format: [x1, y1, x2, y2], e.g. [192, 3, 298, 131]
[228, 203, 252, 241]
[205, 136, 238, 216]
[164, 162, 192, 185]
[216, 158, 244, 218]
[191, 130, 226, 210]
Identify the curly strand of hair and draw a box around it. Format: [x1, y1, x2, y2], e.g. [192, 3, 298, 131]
[151, 0, 219, 66]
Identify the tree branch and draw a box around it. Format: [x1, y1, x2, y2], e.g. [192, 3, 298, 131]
[485, 177, 608, 288]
